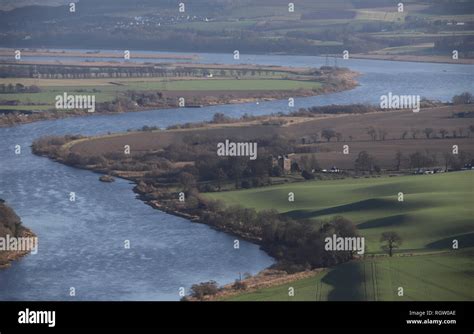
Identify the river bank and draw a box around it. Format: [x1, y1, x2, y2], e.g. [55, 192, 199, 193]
[0, 65, 359, 127]
[0, 202, 37, 269]
[351, 53, 474, 65]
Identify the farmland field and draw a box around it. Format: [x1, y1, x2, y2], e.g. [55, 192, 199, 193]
[206, 171, 474, 253]
[225, 250, 474, 301]
[0, 78, 322, 110]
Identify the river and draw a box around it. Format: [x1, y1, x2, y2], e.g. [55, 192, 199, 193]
[0, 50, 472, 300]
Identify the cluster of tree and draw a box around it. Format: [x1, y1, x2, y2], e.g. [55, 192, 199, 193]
[95, 97, 140, 113]
[290, 104, 377, 117]
[366, 125, 474, 141]
[124, 90, 163, 107]
[321, 129, 343, 142]
[188, 280, 220, 300]
[0, 201, 23, 240]
[200, 200, 360, 270]
[0, 83, 40, 93]
[452, 92, 473, 105]
[393, 150, 473, 171]
[354, 151, 380, 172]
[403, 126, 474, 140]
[31, 135, 84, 158]
[0, 63, 228, 79]
[434, 36, 474, 57]
[366, 127, 388, 141]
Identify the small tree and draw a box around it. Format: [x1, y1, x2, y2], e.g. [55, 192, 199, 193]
[394, 151, 404, 171]
[439, 128, 448, 139]
[302, 170, 315, 180]
[443, 152, 453, 171]
[190, 281, 219, 300]
[367, 127, 377, 141]
[423, 128, 434, 139]
[401, 130, 408, 140]
[452, 92, 472, 105]
[178, 172, 196, 192]
[380, 231, 402, 257]
[354, 151, 375, 172]
[378, 129, 388, 141]
[321, 128, 336, 142]
[232, 280, 247, 291]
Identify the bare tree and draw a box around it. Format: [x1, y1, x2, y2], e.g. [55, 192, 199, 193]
[367, 127, 377, 141]
[423, 128, 434, 139]
[355, 151, 375, 172]
[411, 128, 420, 139]
[321, 128, 336, 142]
[394, 151, 404, 171]
[401, 130, 408, 140]
[443, 152, 453, 171]
[380, 231, 402, 257]
[378, 129, 388, 141]
[439, 128, 448, 139]
[178, 172, 196, 192]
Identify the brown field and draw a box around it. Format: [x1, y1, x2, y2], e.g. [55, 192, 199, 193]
[68, 104, 474, 169]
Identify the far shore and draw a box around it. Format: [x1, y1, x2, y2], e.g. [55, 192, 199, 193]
[350, 53, 474, 65]
[2, 47, 472, 65]
[0, 66, 360, 127]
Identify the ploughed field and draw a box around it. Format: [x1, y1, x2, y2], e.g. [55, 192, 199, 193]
[68, 105, 474, 170]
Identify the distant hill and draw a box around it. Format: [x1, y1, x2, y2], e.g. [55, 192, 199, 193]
[0, 0, 472, 57]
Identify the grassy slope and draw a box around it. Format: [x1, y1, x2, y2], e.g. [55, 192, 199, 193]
[206, 171, 474, 253]
[226, 250, 474, 301]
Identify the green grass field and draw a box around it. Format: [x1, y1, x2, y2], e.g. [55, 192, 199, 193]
[206, 172, 474, 253]
[117, 79, 322, 91]
[226, 250, 474, 301]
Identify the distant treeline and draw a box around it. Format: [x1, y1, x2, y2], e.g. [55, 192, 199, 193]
[0, 83, 40, 93]
[200, 203, 359, 270]
[0, 63, 286, 79]
[290, 104, 378, 116]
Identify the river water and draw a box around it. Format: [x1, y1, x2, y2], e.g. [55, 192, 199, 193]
[0, 50, 472, 300]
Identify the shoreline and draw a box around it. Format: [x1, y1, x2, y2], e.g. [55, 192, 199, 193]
[2, 45, 473, 65]
[350, 53, 474, 65]
[0, 71, 360, 128]
[0, 226, 36, 270]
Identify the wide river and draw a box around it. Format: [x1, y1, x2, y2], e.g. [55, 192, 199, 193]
[0, 50, 472, 300]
